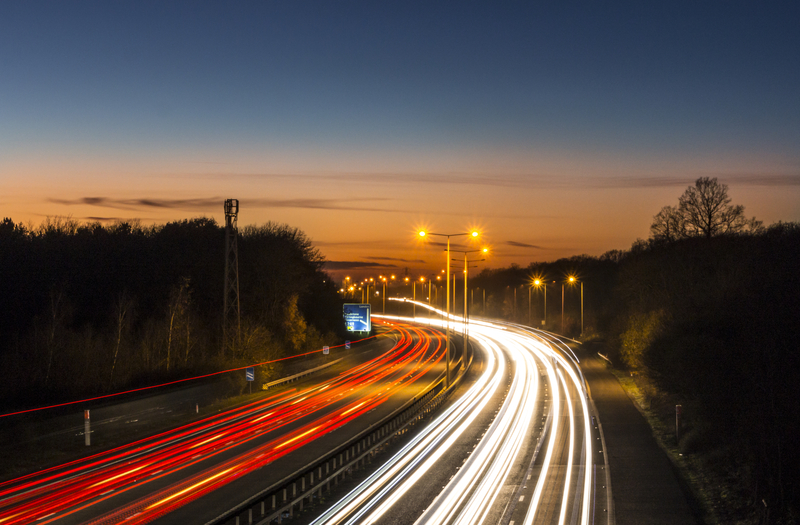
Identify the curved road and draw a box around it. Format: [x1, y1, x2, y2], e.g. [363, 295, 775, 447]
[309, 302, 612, 525]
[0, 320, 446, 525]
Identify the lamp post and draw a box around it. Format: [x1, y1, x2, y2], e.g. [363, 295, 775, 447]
[380, 276, 387, 313]
[452, 248, 487, 368]
[560, 276, 583, 336]
[418, 229, 480, 387]
[415, 276, 424, 318]
[532, 278, 546, 327]
[528, 284, 532, 326]
[561, 281, 565, 334]
[567, 276, 584, 337]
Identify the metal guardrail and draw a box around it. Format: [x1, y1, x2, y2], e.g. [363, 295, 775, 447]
[262, 358, 343, 390]
[206, 338, 473, 525]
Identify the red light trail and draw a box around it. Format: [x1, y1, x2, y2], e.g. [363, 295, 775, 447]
[0, 321, 443, 525]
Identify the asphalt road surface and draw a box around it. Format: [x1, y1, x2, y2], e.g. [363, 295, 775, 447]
[308, 303, 611, 525]
[0, 320, 446, 525]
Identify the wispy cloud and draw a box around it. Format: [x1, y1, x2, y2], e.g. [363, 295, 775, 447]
[324, 261, 398, 270]
[165, 171, 800, 189]
[48, 196, 391, 213]
[365, 256, 426, 263]
[506, 240, 544, 249]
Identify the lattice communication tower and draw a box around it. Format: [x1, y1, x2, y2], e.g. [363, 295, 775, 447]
[223, 199, 240, 355]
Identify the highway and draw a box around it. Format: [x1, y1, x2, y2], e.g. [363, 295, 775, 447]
[309, 301, 611, 525]
[0, 320, 446, 525]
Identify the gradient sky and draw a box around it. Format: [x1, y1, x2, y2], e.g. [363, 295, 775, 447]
[2, 1, 799, 279]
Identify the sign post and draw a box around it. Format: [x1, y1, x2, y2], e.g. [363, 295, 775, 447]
[343, 303, 371, 333]
[246, 367, 254, 394]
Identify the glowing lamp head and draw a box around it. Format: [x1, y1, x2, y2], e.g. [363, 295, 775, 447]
[534, 279, 541, 286]
[569, 276, 576, 283]
[420, 276, 425, 282]
[471, 231, 479, 238]
[418, 231, 426, 237]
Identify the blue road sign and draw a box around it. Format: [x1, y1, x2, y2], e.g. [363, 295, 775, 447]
[345, 340, 351, 349]
[246, 367, 254, 381]
[323, 346, 329, 355]
[343, 303, 371, 332]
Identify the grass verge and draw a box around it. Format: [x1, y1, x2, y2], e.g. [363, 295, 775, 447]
[605, 364, 768, 525]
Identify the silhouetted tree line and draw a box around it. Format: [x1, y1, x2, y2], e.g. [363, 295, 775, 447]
[0, 216, 345, 410]
[468, 178, 800, 522]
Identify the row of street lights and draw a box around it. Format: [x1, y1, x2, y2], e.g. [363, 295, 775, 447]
[341, 230, 585, 384]
[341, 270, 584, 338]
[529, 276, 583, 336]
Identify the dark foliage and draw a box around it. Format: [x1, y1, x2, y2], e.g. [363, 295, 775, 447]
[0, 217, 345, 410]
[472, 222, 800, 522]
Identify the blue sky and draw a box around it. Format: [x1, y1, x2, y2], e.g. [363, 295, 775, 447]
[2, 1, 799, 274]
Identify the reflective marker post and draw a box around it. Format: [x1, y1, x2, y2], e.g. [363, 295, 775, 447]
[84, 410, 90, 446]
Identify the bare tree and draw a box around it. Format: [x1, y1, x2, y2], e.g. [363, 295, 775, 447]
[650, 177, 762, 241]
[109, 291, 134, 388]
[166, 278, 190, 371]
[44, 285, 69, 386]
[650, 205, 686, 241]
[679, 177, 761, 238]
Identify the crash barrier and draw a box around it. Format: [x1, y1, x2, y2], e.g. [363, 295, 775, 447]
[262, 358, 343, 390]
[206, 339, 473, 525]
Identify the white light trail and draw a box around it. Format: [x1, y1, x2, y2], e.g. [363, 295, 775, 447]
[313, 299, 599, 525]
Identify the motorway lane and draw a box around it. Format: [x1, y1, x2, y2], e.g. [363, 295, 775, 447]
[0, 321, 446, 525]
[309, 305, 611, 525]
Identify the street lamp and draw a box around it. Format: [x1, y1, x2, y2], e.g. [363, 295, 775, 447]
[451, 247, 487, 367]
[380, 276, 388, 313]
[464, 259, 487, 365]
[414, 276, 424, 318]
[532, 278, 547, 327]
[566, 275, 584, 337]
[560, 275, 583, 336]
[418, 229, 480, 387]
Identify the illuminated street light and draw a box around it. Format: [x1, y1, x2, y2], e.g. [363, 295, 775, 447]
[560, 275, 583, 336]
[531, 278, 547, 328]
[380, 276, 388, 313]
[451, 247, 488, 367]
[412, 276, 424, 318]
[417, 228, 481, 387]
[567, 276, 584, 337]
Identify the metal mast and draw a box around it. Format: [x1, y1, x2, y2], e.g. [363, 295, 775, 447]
[223, 199, 240, 355]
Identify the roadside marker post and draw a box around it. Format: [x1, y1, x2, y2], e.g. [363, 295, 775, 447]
[84, 410, 90, 446]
